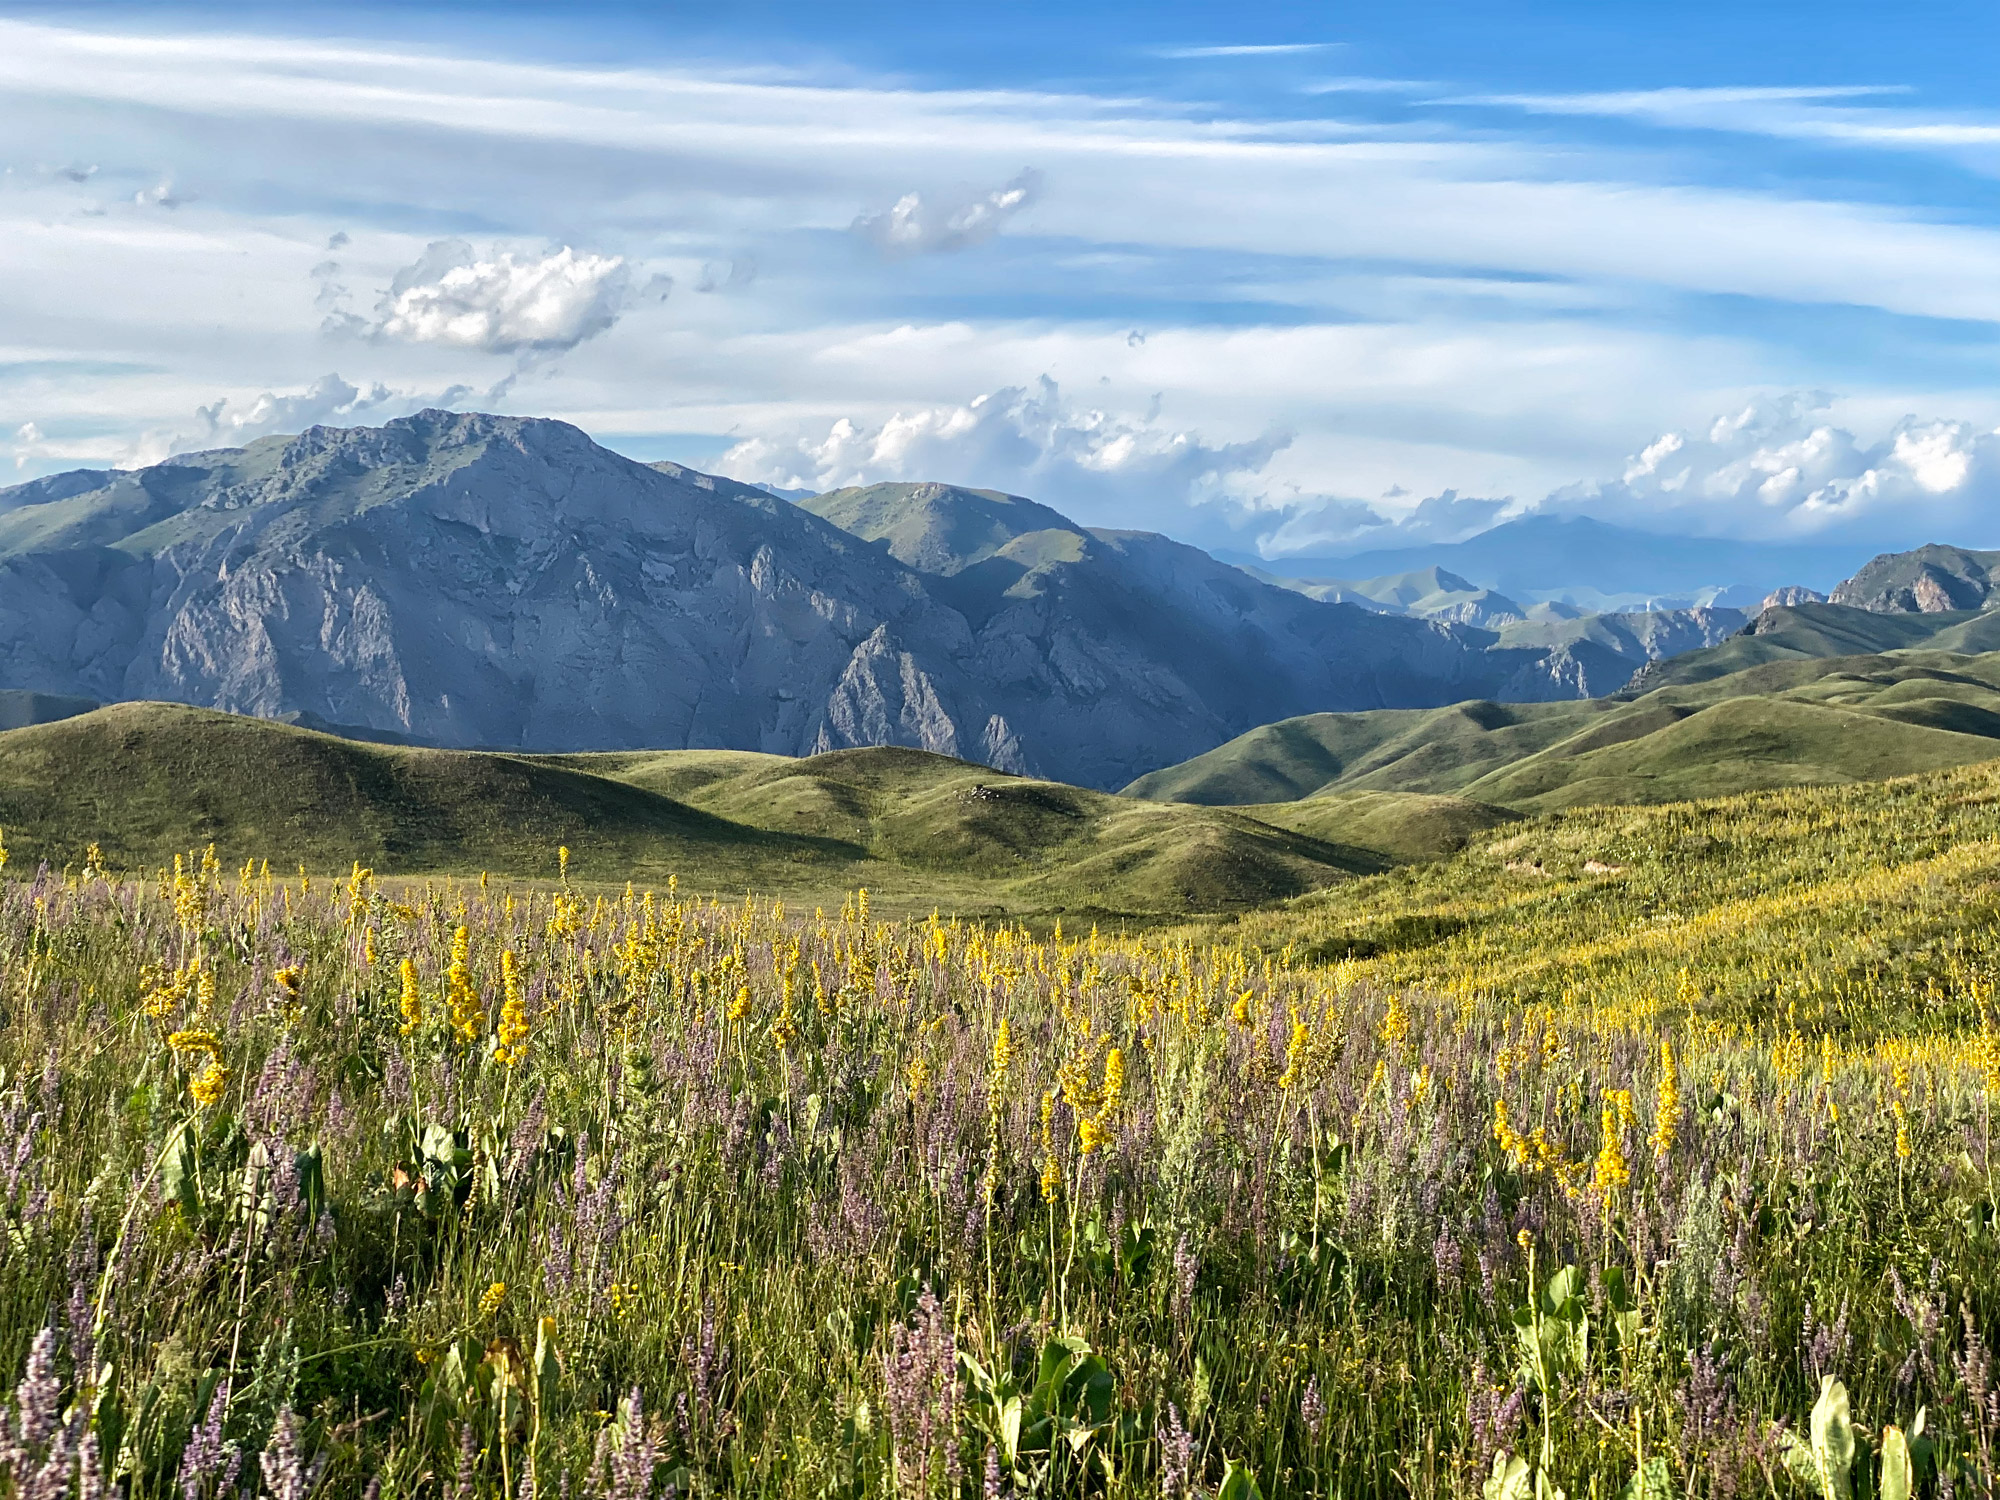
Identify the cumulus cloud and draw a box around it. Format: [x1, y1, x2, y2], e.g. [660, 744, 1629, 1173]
[1553, 392, 2000, 540]
[852, 169, 1043, 257]
[115, 372, 474, 467]
[719, 376, 1285, 526]
[343, 240, 654, 355]
[8, 422, 47, 471]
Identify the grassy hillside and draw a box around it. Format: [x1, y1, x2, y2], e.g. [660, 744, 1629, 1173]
[1129, 646, 2000, 811]
[0, 703, 1379, 916]
[1218, 754, 2000, 1032]
[1629, 598, 2000, 687]
[1235, 789, 1520, 861]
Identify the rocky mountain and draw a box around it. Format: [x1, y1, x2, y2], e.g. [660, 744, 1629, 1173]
[1829, 544, 2000, 614]
[796, 480, 1623, 784]
[0, 413, 1757, 789]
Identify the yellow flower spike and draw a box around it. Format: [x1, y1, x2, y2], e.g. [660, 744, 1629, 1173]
[446, 926, 482, 1043]
[1592, 1104, 1630, 1195]
[1278, 1020, 1309, 1089]
[479, 1281, 507, 1318]
[496, 951, 529, 1068]
[1649, 1037, 1682, 1158]
[398, 958, 424, 1036]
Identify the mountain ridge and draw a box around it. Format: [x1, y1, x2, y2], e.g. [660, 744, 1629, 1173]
[0, 413, 1665, 791]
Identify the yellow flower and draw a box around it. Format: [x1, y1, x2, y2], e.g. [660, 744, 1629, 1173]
[1591, 1104, 1630, 1195]
[1040, 1154, 1062, 1201]
[906, 1057, 931, 1098]
[446, 926, 482, 1043]
[398, 958, 424, 1036]
[726, 984, 752, 1025]
[1077, 1115, 1105, 1155]
[1278, 1020, 1309, 1089]
[0, 825, 8, 873]
[991, 1018, 1014, 1082]
[479, 1281, 507, 1318]
[495, 950, 529, 1067]
[1648, 1038, 1681, 1158]
[167, 1028, 224, 1061]
[1101, 1048, 1125, 1116]
[1379, 992, 1409, 1050]
[558, 845, 571, 884]
[274, 966, 305, 1000]
[189, 1062, 229, 1110]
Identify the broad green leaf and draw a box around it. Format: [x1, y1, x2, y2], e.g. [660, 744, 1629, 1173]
[1879, 1427, 1912, 1500]
[1483, 1454, 1532, 1500]
[1618, 1456, 1674, 1500]
[1217, 1457, 1264, 1500]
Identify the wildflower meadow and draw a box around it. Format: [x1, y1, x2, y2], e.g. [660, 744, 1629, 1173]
[0, 829, 1993, 1498]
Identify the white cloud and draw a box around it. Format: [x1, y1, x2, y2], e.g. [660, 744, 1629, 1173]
[1553, 393, 2000, 540]
[121, 372, 473, 466]
[365, 241, 640, 354]
[852, 170, 1043, 257]
[718, 376, 1286, 525]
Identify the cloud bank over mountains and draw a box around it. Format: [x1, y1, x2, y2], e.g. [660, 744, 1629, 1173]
[5, 15, 2000, 555]
[721, 377, 1285, 528]
[723, 381, 2000, 558]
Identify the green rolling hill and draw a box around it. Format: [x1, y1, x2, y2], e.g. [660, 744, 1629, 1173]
[1125, 646, 2000, 812]
[0, 703, 1393, 917]
[1626, 600, 2000, 688]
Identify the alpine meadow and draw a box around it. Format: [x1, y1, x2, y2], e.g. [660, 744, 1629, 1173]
[9, 3, 2000, 1498]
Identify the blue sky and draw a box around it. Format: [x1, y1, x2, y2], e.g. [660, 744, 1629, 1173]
[6, 0, 2000, 557]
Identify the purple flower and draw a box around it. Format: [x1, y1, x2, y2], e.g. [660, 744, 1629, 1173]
[179, 1377, 230, 1499]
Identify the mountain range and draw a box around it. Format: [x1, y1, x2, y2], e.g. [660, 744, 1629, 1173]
[1227, 513, 1862, 614]
[0, 411, 1788, 790]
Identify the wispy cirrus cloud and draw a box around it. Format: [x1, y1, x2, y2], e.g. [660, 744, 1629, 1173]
[1153, 42, 1339, 59]
[1450, 83, 2000, 159]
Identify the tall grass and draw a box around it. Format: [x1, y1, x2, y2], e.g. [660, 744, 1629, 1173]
[0, 845, 1993, 1496]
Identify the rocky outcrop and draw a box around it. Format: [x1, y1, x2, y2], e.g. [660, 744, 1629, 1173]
[1829, 545, 2000, 614]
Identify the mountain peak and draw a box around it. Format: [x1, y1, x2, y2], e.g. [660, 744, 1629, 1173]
[798, 480, 1081, 576]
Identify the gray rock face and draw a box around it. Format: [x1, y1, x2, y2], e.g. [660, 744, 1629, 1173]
[0, 412, 1641, 788]
[1829, 544, 2000, 614]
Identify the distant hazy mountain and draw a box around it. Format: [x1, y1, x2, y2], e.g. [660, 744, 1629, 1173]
[1242, 564, 1531, 628]
[0, 414, 1679, 791]
[1235, 514, 1863, 609]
